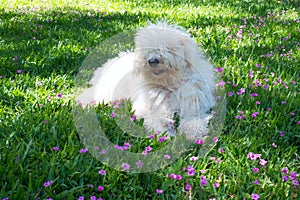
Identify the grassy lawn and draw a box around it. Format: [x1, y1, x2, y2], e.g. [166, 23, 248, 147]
[0, 0, 299, 199]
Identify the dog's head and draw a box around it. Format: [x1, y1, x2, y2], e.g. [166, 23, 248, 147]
[133, 22, 201, 88]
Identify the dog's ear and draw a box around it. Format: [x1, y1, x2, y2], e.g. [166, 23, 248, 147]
[181, 36, 201, 68]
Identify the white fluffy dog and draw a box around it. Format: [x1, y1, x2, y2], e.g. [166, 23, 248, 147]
[78, 22, 215, 140]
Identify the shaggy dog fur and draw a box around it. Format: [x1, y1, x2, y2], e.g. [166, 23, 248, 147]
[79, 22, 215, 140]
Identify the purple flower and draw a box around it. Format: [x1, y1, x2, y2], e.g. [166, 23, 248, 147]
[201, 176, 208, 186]
[142, 151, 148, 156]
[210, 156, 216, 161]
[247, 152, 261, 160]
[259, 159, 267, 167]
[187, 165, 194, 171]
[145, 146, 152, 152]
[79, 148, 88, 153]
[98, 169, 106, 175]
[187, 165, 195, 176]
[176, 174, 182, 180]
[228, 91, 233, 96]
[158, 136, 167, 142]
[149, 134, 155, 139]
[136, 160, 143, 168]
[17, 69, 22, 74]
[281, 167, 288, 174]
[201, 178, 208, 186]
[130, 115, 136, 121]
[282, 176, 289, 181]
[289, 171, 297, 180]
[216, 67, 224, 73]
[187, 169, 195, 176]
[156, 189, 163, 194]
[190, 156, 198, 161]
[44, 180, 53, 187]
[237, 88, 245, 95]
[292, 180, 299, 187]
[113, 104, 120, 108]
[213, 137, 218, 143]
[124, 142, 130, 147]
[251, 193, 260, 200]
[249, 70, 254, 78]
[121, 146, 128, 151]
[250, 93, 258, 97]
[97, 185, 104, 191]
[280, 131, 285, 136]
[185, 184, 192, 191]
[78, 196, 84, 200]
[251, 112, 259, 118]
[213, 182, 219, 188]
[195, 139, 204, 145]
[52, 147, 59, 151]
[217, 80, 226, 87]
[57, 93, 62, 98]
[253, 167, 259, 173]
[110, 112, 116, 118]
[170, 174, 177, 179]
[122, 163, 130, 171]
[164, 155, 171, 160]
[236, 115, 242, 120]
[252, 179, 259, 185]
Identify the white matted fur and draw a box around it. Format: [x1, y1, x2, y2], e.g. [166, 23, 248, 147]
[78, 22, 216, 140]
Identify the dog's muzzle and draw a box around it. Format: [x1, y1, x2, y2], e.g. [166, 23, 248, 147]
[148, 57, 164, 76]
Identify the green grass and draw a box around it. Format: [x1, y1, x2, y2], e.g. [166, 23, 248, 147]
[0, 0, 299, 199]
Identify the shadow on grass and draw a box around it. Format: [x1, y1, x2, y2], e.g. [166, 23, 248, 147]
[0, 8, 149, 78]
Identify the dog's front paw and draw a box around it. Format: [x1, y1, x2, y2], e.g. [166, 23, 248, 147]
[179, 118, 209, 140]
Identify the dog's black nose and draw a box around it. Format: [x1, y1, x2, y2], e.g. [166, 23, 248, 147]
[148, 58, 159, 68]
